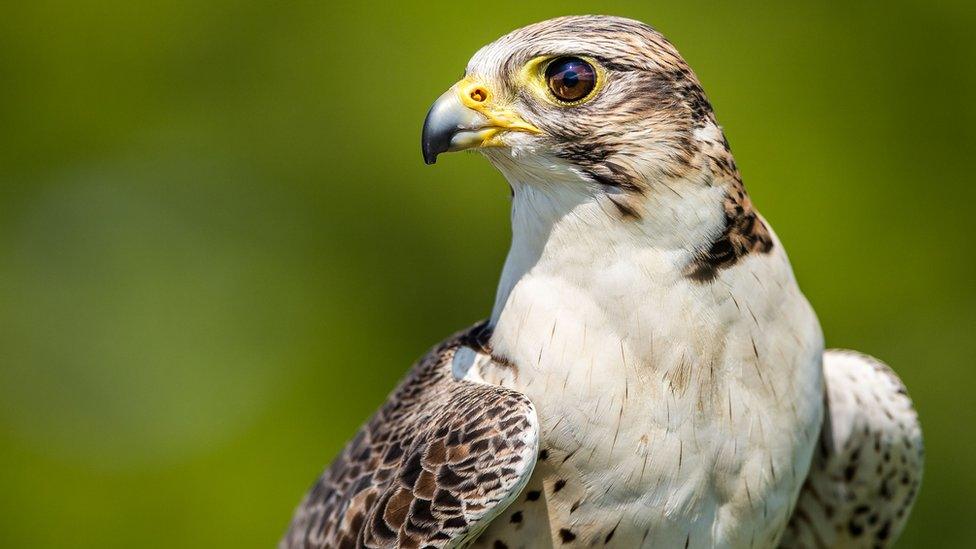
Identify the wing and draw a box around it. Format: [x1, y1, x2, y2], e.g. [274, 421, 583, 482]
[781, 349, 923, 548]
[280, 323, 539, 549]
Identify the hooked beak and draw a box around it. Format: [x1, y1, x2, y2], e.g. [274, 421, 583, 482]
[421, 77, 540, 164]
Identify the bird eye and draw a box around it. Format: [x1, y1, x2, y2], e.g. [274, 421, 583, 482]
[545, 57, 597, 103]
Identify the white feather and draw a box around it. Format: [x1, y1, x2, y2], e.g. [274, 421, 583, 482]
[464, 155, 825, 547]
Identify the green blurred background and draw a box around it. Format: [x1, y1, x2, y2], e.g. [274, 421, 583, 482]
[0, 1, 972, 546]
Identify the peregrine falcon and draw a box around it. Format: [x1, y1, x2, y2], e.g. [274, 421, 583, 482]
[281, 15, 923, 548]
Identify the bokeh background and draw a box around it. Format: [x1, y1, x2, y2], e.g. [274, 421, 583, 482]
[0, 1, 972, 546]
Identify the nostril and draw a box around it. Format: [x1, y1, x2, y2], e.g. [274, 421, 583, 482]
[469, 87, 488, 103]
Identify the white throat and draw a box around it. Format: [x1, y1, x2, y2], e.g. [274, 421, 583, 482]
[487, 152, 726, 329]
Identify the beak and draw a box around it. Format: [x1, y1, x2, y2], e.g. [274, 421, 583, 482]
[421, 77, 540, 164]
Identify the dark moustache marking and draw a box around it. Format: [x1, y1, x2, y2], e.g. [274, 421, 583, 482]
[545, 55, 714, 209]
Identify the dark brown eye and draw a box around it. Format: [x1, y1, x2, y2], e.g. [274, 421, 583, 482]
[545, 57, 597, 103]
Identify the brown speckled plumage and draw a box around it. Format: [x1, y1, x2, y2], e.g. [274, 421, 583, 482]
[280, 324, 538, 549]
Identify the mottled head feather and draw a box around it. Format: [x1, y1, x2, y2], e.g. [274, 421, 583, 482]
[467, 16, 719, 193]
[466, 15, 773, 276]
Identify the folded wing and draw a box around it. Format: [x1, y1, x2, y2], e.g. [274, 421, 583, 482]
[280, 325, 539, 549]
[782, 349, 924, 548]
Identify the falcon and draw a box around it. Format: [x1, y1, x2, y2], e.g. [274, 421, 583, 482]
[281, 15, 923, 548]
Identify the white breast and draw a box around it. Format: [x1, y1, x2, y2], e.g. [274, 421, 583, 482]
[466, 170, 825, 547]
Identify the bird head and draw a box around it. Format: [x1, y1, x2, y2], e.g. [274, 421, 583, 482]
[422, 15, 739, 219]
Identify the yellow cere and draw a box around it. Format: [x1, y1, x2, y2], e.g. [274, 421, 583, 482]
[453, 76, 541, 147]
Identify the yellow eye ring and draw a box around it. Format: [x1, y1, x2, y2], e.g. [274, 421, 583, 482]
[519, 55, 605, 107]
[544, 57, 598, 104]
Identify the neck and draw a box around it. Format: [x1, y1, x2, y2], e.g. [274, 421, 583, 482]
[487, 157, 726, 327]
[474, 143, 805, 440]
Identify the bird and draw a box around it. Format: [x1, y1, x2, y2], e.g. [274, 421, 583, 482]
[280, 15, 923, 548]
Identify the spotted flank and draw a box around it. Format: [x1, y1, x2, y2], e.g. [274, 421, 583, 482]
[280, 325, 539, 548]
[781, 350, 924, 548]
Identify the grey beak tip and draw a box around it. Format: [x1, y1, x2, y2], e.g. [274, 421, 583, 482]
[420, 95, 457, 165]
[422, 145, 439, 165]
[421, 106, 449, 165]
